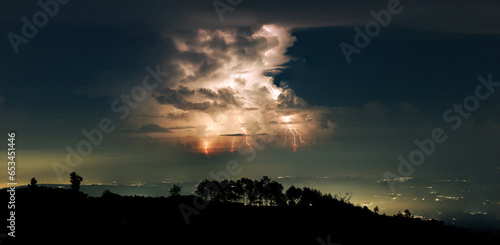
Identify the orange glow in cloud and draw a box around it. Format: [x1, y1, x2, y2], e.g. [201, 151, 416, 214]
[129, 25, 334, 154]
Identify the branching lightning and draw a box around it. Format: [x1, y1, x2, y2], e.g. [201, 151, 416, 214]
[282, 116, 306, 152]
[151, 25, 323, 155]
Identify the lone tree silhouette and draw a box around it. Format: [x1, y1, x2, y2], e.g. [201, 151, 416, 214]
[169, 184, 182, 197]
[70, 172, 83, 192]
[28, 177, 38, 189]
[404, 209, 413, 218]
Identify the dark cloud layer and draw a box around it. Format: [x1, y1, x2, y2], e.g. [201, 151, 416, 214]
[277, 88, 309, 109]
[117, 124, 196, 134]
[2, 0, 500, 36]
[154, 86, 243, 111]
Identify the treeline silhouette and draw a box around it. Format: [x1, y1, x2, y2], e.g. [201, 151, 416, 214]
[195, 176, 351, 208]
[2, 174, 500, 245]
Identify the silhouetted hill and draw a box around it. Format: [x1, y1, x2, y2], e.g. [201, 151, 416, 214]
[1, 181, 499, 245]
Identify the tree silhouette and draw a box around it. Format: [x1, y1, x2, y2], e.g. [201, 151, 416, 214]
[253, 179, 264, 206]
[216, 180, 228, 202]
[374, 206, 379, 214]
[267, 180, 285, 206]
[102, 189, 121, 199]
[404, 209, 413, 218]
[70, 172, 83, 192]
[195, 179, 211, 200]
[192, 177, 353, 208]
[195, 179, 223, 201]
[335, 192, 352, 203]
[28, 177, 38, 189]
[255, 176, 272, 206]
[285, 186, 302, 206]
[227, 180, 244, 203]
[169, 184, 182, 197]
[395, 209, 413, 218]
[298, 187, 321, 206]
[239, 177, 257, 205]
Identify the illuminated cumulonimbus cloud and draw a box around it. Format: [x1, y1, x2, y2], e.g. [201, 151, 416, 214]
[148, 24, 334, 154]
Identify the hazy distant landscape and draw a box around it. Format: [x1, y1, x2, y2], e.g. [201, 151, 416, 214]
[35, 175, 500, 230]
[3, 175, 500, 245]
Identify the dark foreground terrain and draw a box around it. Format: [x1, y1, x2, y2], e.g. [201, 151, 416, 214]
[1, 186, 500, 245]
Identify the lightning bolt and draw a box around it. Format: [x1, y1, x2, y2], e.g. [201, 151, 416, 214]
[294, 128, 306, 144]
[228, 116, 238, 152]
[288, 128, 298, 152]
[231, 137, 236, 152]
[283, 128, 288, 146]
[282, 116, 306, 152]
[238, 116, 252, 152]
[199, 113, 306, 155]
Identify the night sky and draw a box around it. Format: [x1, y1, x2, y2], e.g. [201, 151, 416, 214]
[1, 0, 499, 219]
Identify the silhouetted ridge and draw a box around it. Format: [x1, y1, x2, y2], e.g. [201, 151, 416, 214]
[2, 175, 499, 245]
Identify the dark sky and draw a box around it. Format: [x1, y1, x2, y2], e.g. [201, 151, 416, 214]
[0, 0, 499, 187]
